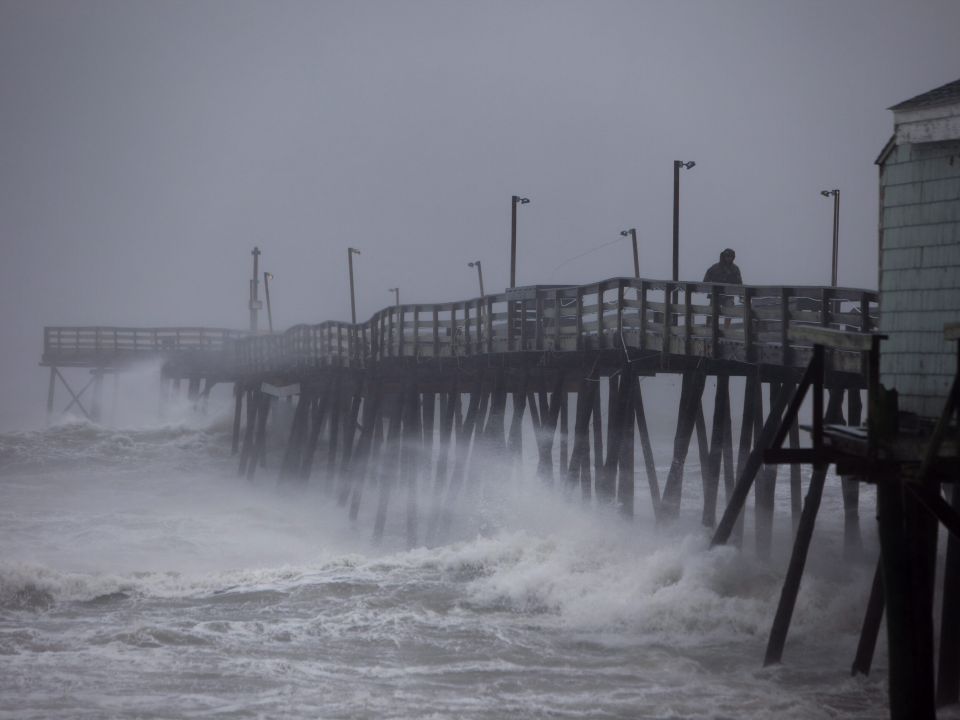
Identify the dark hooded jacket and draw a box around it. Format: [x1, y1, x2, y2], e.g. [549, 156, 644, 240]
[703, 259, 742, 285]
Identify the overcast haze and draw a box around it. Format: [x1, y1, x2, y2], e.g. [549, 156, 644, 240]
[1, 0, 959, 430]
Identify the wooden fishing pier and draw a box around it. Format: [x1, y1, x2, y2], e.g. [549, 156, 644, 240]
[39, 273, 960, 718]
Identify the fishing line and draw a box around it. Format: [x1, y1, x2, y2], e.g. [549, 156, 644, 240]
[548, 238, 627, 279]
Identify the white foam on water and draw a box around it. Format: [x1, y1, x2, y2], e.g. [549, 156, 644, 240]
[0, 411, 898, 719]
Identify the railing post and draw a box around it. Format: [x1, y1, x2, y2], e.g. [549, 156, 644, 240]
[576, 287, 584, 351]
[388, 307, 395, 356]
[711, 284, 721, 358]
[663, 282, 674, 363]
[519, 297, 528, 351]
[554, 293, 563, 350]
[486, 297, 493, 353]
[639, 281, 648, 352]
[450, 305, 458, 356]
[464, 303, 472, 354]
[781, 287, 792, 366]
[820, 287, 833, 328]
[413, 305, 420, 358]
[616, 281, 625, 342]
[596, 283, 605, 350]
[743, 286, 756, 363]
[433, 307, 440, 357]
[536, 290, 545, 351]
[684, 283, 694, 355]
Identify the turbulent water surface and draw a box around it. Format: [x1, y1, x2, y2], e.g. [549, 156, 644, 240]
[0, 409, 903, 719]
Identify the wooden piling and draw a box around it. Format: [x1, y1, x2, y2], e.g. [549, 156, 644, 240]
[842, 386, 864, 559]
[764, 461, 829, 665]
[755, 381, 779, 559]
[300, 384, 331, 481]
[373, 392, 405, 542]
[231, 383, 243, 455]
[660, 370, 706, 520]
[711, 382, 792, 547]
[730, 374, 759, 545]
[439, 386, 483, 534]
[597, 374, 621, 502]
[425, 390, 457, 545]
[616, 368, 635, 517]
[46, 366, 56, 423]
[246, 391, 271, 481]
[592, 384, 604, 481]
[568, 373, 596, 497]
[851, 560, 885, 676]
[402, 385, 421, 547]
[634, 382, 661, 518]
[279, 389, 312, 481]
[344, 382, 383, 517]
[937, 483, 960, 706]
[238, 388, 258, 476]
[91, 371, 104, 422]
[702, 375, 729, 527]
[559, 388, 569, 473]
[325, 385, 342, 491]
[508, 381, 526, 460]
[483, 371, 507, 450]
[535, 374, 564, 483]
[877, 473, 936, 720]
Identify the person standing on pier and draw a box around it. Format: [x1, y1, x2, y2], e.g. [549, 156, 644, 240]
[704, 248, 742, 328]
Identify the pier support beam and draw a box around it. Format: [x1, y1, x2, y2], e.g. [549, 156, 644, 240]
[702, 375, 730, 528]
[660, 370, 706, 520]
[877, 474, 936, 720]
[634, 383, 661, 519]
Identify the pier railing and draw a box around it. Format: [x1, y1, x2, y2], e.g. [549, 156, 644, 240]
[41, 326, 245, 367]
[41, 279, 878, 376]
[228, 278, 878, 376]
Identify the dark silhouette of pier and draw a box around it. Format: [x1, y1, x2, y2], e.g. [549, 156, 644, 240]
[43, 274, 907, 695]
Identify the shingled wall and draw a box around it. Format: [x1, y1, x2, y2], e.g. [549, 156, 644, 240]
[878, 137, 960, 419]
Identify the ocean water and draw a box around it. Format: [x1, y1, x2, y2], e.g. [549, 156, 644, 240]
[0, 402, 908, 719]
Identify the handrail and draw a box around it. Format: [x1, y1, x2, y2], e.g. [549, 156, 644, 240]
[42, 277, 879, 376]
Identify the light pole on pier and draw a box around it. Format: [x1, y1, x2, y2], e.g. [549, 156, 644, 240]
[673, 161, 695, 281]
[348, 247, 361, 324]
[249, 246, 262, 332]
[468, 260, 485, 297]
[263, 272, 274, 333]
[620, 229, 639, 278]
[820, 189, 840, 286]
[510, 195, 530, 288]
[388, 287, 400, 307]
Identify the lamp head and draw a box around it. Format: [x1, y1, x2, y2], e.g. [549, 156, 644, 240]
[349, 247, 361, 255]
[468, 261, 481, 268]
[820, 188, 839, 197]
[675, 160, 695, 169]
[265, 272, 273, 280]
[620, 230, 628, 237]
[513, 196, 530, 204]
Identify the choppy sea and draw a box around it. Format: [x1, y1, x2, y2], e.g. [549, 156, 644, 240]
[0, 394, 928, 719]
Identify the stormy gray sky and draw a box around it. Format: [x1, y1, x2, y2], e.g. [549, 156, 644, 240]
[1, 0, 958, 429]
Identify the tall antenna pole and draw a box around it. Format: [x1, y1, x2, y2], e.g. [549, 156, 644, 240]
[249, 246, 261, 332]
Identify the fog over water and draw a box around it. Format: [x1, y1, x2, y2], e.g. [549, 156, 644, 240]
[2, 2, 960, 717]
